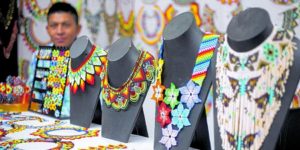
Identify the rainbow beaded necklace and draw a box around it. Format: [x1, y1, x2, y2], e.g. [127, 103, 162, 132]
[153, 33, 219, 149]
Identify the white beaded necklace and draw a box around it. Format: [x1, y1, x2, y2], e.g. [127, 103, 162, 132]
[216, 28, 296, 150]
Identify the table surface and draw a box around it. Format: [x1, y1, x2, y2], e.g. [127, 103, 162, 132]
[0, 111, 154, 150]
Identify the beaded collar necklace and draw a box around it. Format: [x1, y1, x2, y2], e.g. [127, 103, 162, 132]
[101, 50, 155, 111]
[118, 0, 135, 37]
[215, 28, 296, 149]
[153, 34, 219, 149]
[68, 45, 107, 94]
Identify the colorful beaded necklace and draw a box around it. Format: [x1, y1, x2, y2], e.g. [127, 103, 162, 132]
[136, 5, 165, 45]
[78, 144, 127, 150]
[68, 45, 107, 94]
[153, 34, 219, 149]
[118, 0, 135, 37]
[272, 0, 297, 5]
[215, 28, 296, 150]
[101, 50, 155, 111]
[22, 17, 51, 52]
[0, 138, 74, 150]
[0, 0, 15, 30]
[25, 0, 62, 20]
[165, 3, 201, 27]
[42, 49, 70, 117]
[31, 126, 99, 140]
[217, 0, 239, 5]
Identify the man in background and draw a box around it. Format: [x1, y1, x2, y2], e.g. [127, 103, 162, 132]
[28, 2, 81, 117]
[46, 2, 81, 47]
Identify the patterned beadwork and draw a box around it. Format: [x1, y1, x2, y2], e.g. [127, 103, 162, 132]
[215, 28, 296, 149]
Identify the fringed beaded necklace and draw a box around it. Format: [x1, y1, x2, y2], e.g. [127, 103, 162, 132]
[215, 28, 296, 150]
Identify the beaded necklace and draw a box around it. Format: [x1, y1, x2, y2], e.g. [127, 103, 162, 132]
[272, 0, 297, 5]
[153, 34, 219, 149]
[68, 45, 107, 94]
[42, 48, 70, 117]
[101, 50, 155, 111]
[165, 3, 201, 27]
[31, 126, 99, 140]
[282, 4, 300, 33]
[136, 5, 165, 45]
[215, 28, 296, 150]
[0, 0, 15, 30]
[0, 138, 74, 150]
[84, 0, 103, 43]
[25, 0, 62, 20]
[118, 0, 135, 37]
[22, 17, 51, 52]
[102, 0, 118, 44]
[217, 0, 239, 5]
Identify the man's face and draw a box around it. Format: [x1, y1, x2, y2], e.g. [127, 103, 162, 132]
[46, 12, 81, 47]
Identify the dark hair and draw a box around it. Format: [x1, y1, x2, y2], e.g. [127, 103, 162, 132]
[47, 2, 79, 24]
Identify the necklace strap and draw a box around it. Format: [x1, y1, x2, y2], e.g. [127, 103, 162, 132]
[191, 33, 219, 85]
[158, 33, 219, 85]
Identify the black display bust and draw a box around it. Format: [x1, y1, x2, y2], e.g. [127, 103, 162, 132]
[154, 12, 213, 150]
[101, 37, 148, 143]
[212, 8, 300, 150]
[69, 36, 102, 128]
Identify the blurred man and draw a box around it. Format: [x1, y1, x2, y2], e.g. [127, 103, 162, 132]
[46, 2, 81, 47]
[28, 2, 81, 117]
